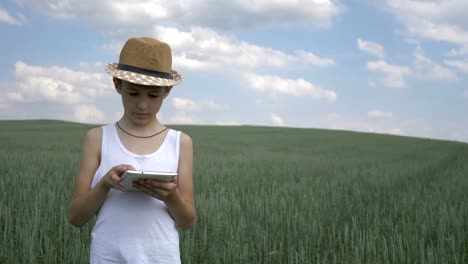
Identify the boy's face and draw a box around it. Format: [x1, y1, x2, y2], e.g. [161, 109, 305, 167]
[114, 78, 172, 125]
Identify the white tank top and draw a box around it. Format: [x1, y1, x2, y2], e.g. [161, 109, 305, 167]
[90, 123, 181, 264]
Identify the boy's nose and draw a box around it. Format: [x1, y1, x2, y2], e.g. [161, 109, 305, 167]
[136, 98, 149, 109]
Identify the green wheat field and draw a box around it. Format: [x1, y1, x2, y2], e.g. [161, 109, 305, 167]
[1, 120, 467, 263]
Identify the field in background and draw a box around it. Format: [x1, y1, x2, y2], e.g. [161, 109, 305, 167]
[0, 120, 467, 263]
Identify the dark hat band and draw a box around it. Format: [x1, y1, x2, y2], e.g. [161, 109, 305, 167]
[116, 64, 173, 80]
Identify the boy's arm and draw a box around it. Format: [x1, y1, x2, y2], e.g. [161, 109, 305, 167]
[68, 128, 111, 228]
[67, 127, 140, 228]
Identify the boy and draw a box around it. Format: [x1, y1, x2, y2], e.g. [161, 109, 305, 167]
[69, 37, 196, 263]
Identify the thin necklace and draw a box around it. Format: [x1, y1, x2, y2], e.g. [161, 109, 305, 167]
[116, 122, 168, 138]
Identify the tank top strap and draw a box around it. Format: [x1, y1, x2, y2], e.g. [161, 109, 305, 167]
[100, 123, 112, 160]
[166, 129, 181, 161]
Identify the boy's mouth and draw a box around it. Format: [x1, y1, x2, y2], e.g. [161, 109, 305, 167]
[134, 113, 149, 118]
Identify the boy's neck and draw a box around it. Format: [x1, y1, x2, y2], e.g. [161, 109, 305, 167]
[118, 117, 164, 132]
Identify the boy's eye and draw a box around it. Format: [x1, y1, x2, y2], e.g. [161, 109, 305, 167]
[127, 93, 138, 96]
[150, 95, 160, 98]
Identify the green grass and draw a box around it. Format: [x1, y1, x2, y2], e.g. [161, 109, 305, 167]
[1, 120, 467, 263]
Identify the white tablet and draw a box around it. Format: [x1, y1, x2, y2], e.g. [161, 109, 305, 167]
[120, 170, 177, 192]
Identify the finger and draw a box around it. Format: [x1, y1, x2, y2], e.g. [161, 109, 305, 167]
[114, 165, 127, 173]
[109, 174, 125, 191]
[138, 181, 156, 191]
[115, 183, 126, 192]
[143, 180, 173, 191]
[143, 179, 162, 186]
[140, 182, 169, 198]
[111, 174, 122, 183]
[126, 164, 136, 171]
[115, 164, 135, 175]
[136, 183, 162, 199]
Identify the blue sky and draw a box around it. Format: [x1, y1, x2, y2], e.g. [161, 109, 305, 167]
[1, 0, 467, 143]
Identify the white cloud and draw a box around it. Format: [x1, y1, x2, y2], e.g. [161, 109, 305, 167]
[113, 111, 123, 121]
[241, 73, 337, 101]
[0, 87, 9, 108]
[151, 26, 335, 72]
[389, 128, 404, 135]
[319, 114, 468, 143]
[368, 81, 377, 88]
[17, 0, 342, 30]
[413, 49, 458, 81]
[447, 45, 468, 57]
[444, 59, 468, 74]
[327, 113, 340, 120]
[383, 0, 468, 47]
[168, 112, 199, 124]
[6, 61, 112, 104]
[270, 113, 285, 126]
[322, 115, 406, 137]
[407, 20, 468, 45]
[294, 50, 335, 67]
[367, 127, 404, 136]
[367, 60, 411, 88]
[365, 49, 458, 87]
[357, 38, 386, 59]
[215, 120, 242, 126]
[74, 104, 106, 124]
[172, 97, 223, 112]
[368, 110, 393, 118]
[172, 97, 201, 112]
[0, 8, 26, 25]
[14, 76, 82, 103]
[2, 61, 116, 123]
[78, 61, 108, 72]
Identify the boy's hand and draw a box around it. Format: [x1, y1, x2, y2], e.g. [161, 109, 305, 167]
[133, 178, 179, 202]
[100, 164, 135, 192]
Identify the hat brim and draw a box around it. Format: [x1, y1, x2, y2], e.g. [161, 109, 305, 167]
[105, 63, 182, 86]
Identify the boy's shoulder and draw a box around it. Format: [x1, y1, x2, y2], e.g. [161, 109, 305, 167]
[80, 126, 103, 158]
[84, 126, 103, 143]
[87, 126, 102, 135]
[174, 131, 192, 151]
[179, 131, 192, 146]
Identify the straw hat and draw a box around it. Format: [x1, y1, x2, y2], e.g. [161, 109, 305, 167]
[105, 37, 182, 86]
